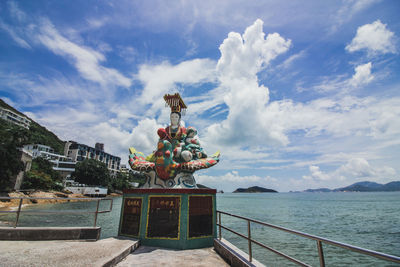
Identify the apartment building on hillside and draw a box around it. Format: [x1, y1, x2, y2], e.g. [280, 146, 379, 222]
[24, 144, 54, 157]
[0, 107, 31, 129]
[64, 141, 121, 174]
[23, 144, 76, 179]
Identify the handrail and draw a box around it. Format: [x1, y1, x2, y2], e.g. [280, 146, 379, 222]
[0, 197, 113, 228]
[217, 210, 400, 266]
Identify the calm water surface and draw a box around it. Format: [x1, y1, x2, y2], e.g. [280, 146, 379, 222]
[1, 192, 399, 266]
[217, 192, 400, 266]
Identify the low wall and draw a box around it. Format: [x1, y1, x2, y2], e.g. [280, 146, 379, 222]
[214, 238, 265, 267]
[0, 227, 101, 241]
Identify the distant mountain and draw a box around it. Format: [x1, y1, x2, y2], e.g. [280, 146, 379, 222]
[380, 181, 400, 191]
[304, 188, 332, 193]
[233, 186, 278, 193]
[334, 181, 381, 192]
[304, 181, 400, 192]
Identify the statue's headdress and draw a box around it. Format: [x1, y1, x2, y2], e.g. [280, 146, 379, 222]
[164, 93, 187, 115]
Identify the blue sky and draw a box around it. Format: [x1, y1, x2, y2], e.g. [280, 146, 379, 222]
[1, 0, 399, 192]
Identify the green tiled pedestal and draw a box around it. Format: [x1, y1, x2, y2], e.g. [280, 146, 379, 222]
[118, 188, 216, 250]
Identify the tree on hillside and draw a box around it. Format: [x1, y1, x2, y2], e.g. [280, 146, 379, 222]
[109, 172, 132, 192]
[22, 171, 63, 191]
[129, 171, 147, 186]
[71, 159, 110, 186]
[0, 99, 65, 154]
[108, 171, 150, 191]
[33, 157, 61, 180]
[21, 157, 63, 191]
[0, 120, 29, 191]
[28, 123, 65, 154]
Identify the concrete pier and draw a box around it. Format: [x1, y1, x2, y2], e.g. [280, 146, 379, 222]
[116, 245, 229, 267]
[0, 237, 263, 266]
[0, 238, 237, 267]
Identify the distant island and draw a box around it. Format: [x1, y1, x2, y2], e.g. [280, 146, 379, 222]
[233, 186, 278, 193]
[303, 181, 400, 192]
[303, 188, 332, 193]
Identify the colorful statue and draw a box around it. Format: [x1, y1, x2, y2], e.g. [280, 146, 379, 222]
[128, 93, 220, 188]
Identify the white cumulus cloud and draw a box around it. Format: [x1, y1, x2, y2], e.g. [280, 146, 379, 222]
[196, 171, 279, 192]
[312, 62, 374, 92]
[302, 165, 331, 181]
[346, 20, 396, 55]
[303, 158, 396, 184]
[217, 19, 291, 80]
[92, 118, 162, 160]
[349, 62, 374, 87]
[204, 19, 292, 147]
[136, 58, 216, 111]
[337, 158, 395, 178]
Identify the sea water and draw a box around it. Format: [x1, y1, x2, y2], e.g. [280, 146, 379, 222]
[216, 192, 400, 266]
[1, 192, 399, 266]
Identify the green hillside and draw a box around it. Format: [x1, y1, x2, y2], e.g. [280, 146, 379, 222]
[0, 99, 65, 153]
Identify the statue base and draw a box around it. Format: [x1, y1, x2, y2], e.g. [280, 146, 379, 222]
[118, 188, 216, 250]
[139, 171, 198, 189]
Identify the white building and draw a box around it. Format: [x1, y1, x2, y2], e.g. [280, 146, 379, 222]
[0, 107, 31, 129]
[64, 180, 108, 197]
[64, 141, 121, 174]
[119, 164, 130, 174]
[24, 144, 54, 158]
[23, 141, 122, 185]
[23, 144, 76, 179]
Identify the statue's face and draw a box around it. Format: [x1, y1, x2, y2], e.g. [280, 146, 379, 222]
[170, 113, 180, 126]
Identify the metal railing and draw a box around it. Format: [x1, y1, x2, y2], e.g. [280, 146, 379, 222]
[0, 197, 113, 228]
[217, 210, 400, 266]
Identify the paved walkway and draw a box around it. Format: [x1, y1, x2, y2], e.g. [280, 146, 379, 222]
[0, 238, 229, 267]
[0, 238, 138, 267]
[116, 245, 229, 267]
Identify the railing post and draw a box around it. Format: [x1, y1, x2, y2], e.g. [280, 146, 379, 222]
[109, 198, 113, 211]
[248, 220, 252, 262]
[218, 212, 222, 240]
[94, 199, 100, 227]
[317, 240, 325, 267]
[14, 198, 23, 228]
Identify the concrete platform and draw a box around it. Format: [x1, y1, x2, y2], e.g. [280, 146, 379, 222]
[0, 237, 139, 267]
[116, 245, 230, 267]
[0, 237, 263, 267]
